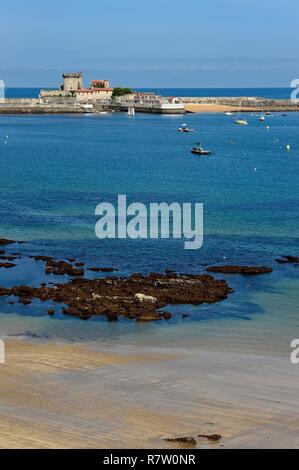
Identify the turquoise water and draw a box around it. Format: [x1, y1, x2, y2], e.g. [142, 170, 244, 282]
[0, 111, 298, 352]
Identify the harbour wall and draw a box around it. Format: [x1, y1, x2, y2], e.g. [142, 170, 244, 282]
[178, 97, 299, 111]
[0, 97, 298, 114]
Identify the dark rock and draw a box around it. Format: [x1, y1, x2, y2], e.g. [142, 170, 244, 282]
[20, 298, 32, 305]
[198, 434, 222, 442]
[0, 239, 15, 246]
[75, 262, 84, 267]
[162, 312, 172, 320]
[88, 267, 118, 273]
[207, 265, 273, 275]
[0, 272, 232, 323]
[137, 312, 163, 322]
[106, 312, 119, 322]
[0, 250, 5, 255]
[276, 255, 299, 264]
[0, 256, 18, 261]
[182, 314, 190, 319]
[48, 309, 55, 316]
[30, 255, 54, 262]
[164, 437, 197, 445]
[45, 259, 84, 277]
[0, 262, 16, 269]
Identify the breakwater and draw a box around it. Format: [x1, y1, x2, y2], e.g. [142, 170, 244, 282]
[179, 96, 299, 112]
[0, 96, 298, 114]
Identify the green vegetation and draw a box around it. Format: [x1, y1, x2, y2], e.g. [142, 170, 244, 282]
[112, 87, 132, 98]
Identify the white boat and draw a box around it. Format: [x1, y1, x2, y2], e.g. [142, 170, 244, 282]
[259, 115, 266, 122]
[225, 111, 234, 116]
[128, 107, 135, 117]
[235, 100, 248, 125]
[178, 123, 193, 132]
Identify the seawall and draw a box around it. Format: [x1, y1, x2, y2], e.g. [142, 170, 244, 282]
[179, 97, 299, 113]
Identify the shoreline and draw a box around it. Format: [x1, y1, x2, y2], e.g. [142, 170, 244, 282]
[1, 96, 298, 115]
[0, 337, 298, 449]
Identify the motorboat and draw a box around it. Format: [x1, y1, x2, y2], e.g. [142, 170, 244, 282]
[179, 123, 193, 132]
[235, 118, 248, 125]
[191, 143, 211, 155]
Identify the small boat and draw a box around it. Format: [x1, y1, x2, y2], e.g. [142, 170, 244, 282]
[179, 123, 193, 132]
[235, 100, 248, 125]
[235, 118, 248, 125]
[266, 111, 272, 116]
[259, 115, 266, 122]
[191, 143, 211, 155]
[128, 107, 135, 117]
[225, 111, 234, 116]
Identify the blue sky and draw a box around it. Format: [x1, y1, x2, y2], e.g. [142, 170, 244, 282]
[0, 0, 298, 87]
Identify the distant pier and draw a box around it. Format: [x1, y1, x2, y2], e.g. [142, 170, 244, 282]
[0, 95, 298, 115]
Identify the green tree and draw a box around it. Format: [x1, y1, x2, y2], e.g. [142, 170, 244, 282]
[112, 87, 132, 98]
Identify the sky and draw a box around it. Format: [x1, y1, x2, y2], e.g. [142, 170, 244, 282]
[0, 0, 298, 88]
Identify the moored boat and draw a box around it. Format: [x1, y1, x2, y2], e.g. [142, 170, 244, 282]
[235, 118, 248, 125]
[191, 143, 212, 155]
[179, 123, 193, 132]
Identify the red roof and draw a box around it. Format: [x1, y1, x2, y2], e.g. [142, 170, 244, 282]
[76, 88, 113, 93]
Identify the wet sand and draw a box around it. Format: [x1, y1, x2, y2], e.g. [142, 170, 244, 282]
[0, 338, 298, 449]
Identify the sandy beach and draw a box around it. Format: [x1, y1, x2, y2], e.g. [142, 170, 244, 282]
[184, 103, 266, 113]
[0, 338, 298, 449]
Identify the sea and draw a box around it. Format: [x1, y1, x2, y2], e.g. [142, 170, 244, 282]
[0, 88, 298, 354]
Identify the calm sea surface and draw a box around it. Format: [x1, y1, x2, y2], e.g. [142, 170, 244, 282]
[0, 108, 298, 353]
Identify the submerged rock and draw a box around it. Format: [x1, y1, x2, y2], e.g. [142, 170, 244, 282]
[276, 255, 299, 264]
[207, 265, 273, 275]
[88, 267, 118, 273]
[45, 259, 84, 277]
[0, 262, 16, 269]
[0, 239, 16, 246]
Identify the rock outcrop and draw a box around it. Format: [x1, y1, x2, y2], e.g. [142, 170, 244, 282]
[207, 265, 273, 275]
[276, 255, 299, 264]
[0, 272, 232, 322]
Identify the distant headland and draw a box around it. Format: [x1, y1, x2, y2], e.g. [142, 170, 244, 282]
[0, 72, 298, 114]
